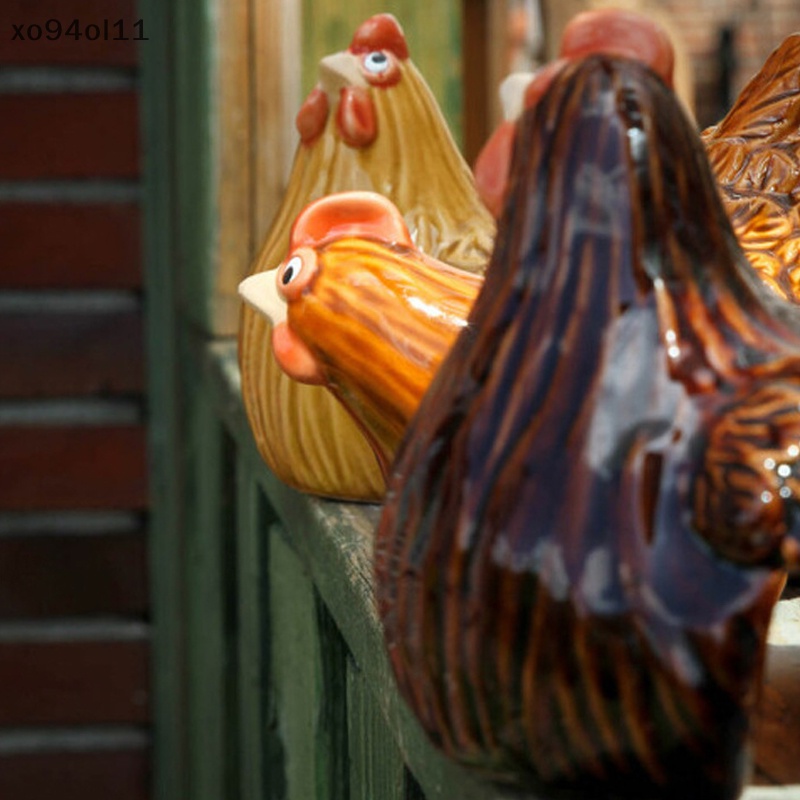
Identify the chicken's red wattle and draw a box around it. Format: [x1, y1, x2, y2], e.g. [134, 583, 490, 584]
[336, 86, 377, 148]
[296, 87, 330, 146]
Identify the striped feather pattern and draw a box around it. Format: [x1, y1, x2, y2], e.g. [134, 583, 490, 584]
[289, 238, 480, 473]
[376, 55, 800, 798]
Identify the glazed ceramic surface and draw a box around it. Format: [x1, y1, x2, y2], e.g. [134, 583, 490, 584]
[702, 34, 800, 303]
[238, 13, 494, 501]
[239, 191, 481, 478]
[375, 55, 800, 799]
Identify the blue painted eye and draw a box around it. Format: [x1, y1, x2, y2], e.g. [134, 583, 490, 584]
[363, 51, 390, 74]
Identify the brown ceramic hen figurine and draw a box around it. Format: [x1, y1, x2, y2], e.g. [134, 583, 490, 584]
[238, 13, 494, 501]
[376, 54, 800, 799]
[239, 191, 481, 478]
[702, 34, 800, 303]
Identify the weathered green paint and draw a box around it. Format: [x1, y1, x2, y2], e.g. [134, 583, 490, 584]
[347, 658, 406, 799]
[235, 462, 274, 800]
[268, 527, 326, 800]
[315, 599, 351, 800]
[301, 0, 463, 145]
[184, 385, 230, 800]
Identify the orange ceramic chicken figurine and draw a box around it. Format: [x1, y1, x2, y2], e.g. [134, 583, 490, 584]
[238, 14, 494, 501]
[702, 34, 800, 303]
[239, 191, 481, 478]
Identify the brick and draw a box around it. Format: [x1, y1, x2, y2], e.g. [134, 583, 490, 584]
[0, 750, 149, 800]
[0, 204, 141, 289]
[0, 639, 149, 724]
[0, 310, 145, 398]
[0, 93, 139, 180]
[0, 426, 148, 511]
[0, 532, 148, 618]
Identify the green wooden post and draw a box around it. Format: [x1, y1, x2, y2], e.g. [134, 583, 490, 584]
[235, 461, 273, 800]
[183, 385, 232, 800]
[139, 0, 189, 796]
[315, 600, 351, 800]
[268, 528, 327, 799]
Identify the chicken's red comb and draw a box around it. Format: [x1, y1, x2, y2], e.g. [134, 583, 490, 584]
[349, 14, 409, 60]
[290, 191, 414, 250]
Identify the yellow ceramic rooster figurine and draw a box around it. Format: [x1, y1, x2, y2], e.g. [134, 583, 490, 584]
[238, 14, 494, 501]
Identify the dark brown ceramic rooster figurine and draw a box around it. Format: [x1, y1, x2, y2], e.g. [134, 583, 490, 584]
[375, 54, 800, 800]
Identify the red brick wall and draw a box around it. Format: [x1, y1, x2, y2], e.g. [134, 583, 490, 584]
[0, 1, 150, 797]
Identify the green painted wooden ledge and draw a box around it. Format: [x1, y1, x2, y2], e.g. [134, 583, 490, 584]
[202, 340, 799, 800]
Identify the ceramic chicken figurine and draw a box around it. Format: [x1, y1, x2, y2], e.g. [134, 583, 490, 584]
[702, 34, 800, 304]
[238, 13, 494, 501]
[239, 191, 481, 478]
[375, 54, 800, 799]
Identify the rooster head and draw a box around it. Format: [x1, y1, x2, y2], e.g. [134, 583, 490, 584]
[296, 14, 410, 148]
[239, 191, 413, 385]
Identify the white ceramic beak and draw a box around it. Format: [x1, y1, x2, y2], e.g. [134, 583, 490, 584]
[319, 51, 368, 96]
[238, 269, 287, 326]
[499, 72, 535, 121]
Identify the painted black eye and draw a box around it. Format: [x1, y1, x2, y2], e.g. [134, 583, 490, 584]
[363, 51, 390, 74]
[282, 255, 302, 285]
